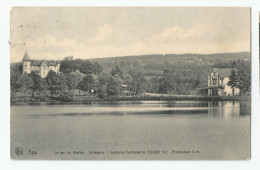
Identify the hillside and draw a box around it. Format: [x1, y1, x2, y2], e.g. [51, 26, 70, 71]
[88, 52, 250, 64]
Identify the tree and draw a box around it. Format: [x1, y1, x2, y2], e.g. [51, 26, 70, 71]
[46, 71, 72, 101]
[159, 70, 176, 94]
[129, 70, 146, 95]
[57, 73, 70, 93]
[236, 61, 251, 95]
[92, 62, 103, 75]
[69, 70, 84, 95]
[107, 77, 120, 97]
[60, 59, 99, 75]
[10, 65, 22, 103]
[227, 69, 239, 95]
[78, 74, 95, 95]
[123, 73, 133, 85]
[96, 72, 111, 99]
[17, 74, 33, 103]
[97, 84, 108, 99]
[79, 61, 93, 75]
[97, 72, 111, 86]
[29, 72, 47, 101]
[66, 72, 83, 90]
[46, 70, 62, 98]
[150, 76, 161, 93]
[111, 66, 123, 79]
[10, 67, 22, 90]
[60, 60, 77, 73]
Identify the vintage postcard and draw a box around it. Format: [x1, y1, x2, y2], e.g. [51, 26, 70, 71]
[10, 7, 251, 160]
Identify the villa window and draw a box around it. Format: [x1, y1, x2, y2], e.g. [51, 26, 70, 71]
[212, 78, 217, 85]
[220, 78, 223, 85]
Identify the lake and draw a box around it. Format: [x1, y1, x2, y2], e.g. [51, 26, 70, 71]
[10, 100, 251, 160]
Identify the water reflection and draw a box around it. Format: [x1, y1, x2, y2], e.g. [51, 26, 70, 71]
[11, 100, 251, 160]
[11, 100, 250, 119]
[165, 101, 209, 107]
[208, 101, 250, 118]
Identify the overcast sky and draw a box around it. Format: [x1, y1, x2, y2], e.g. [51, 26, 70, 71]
[10, 7, 250, 63]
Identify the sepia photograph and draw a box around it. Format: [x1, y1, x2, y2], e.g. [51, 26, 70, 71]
[10, 7, 251, 160]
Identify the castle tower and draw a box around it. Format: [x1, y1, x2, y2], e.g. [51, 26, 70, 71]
[22, 50, 32, 74]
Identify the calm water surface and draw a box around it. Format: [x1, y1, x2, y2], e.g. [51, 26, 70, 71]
[11, 101, 250, 160]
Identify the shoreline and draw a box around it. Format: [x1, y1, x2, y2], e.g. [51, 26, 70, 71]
[10, 95, 250, 105]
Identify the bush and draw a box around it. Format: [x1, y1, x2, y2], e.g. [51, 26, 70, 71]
[59, 93, 73, 102]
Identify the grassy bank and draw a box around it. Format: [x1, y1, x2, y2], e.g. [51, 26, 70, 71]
[11, 95, 101, 105]
[117, 94, 250, 101]
[11, 94, 250, 105]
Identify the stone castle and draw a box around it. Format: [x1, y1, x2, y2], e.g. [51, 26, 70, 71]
[22, 51, 60, 78]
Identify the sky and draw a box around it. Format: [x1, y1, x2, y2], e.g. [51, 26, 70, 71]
[10, 7, 250, 63]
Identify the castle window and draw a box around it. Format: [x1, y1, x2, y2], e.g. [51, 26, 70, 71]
[213, 72, 216, 76]
[25, 65, 27, 69]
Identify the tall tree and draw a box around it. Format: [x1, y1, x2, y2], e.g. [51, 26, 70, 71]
[160, 70, 176, 94]
[79, 61, 94, 75]
[78, 74, 95, 95]
[29, 72, 47, 101]
[97, 72, 111, 86]
[92, 62, 103, 75]
[107, 77, 120, 97]
[123, 73, 133, 85]
[236, 61, 251, 95]
[60, 60, 77, 73]
[150, 76, 161, 93]
[10, 65, 22, 103]
[46, 70, 63, 99]
[227, 69, 239, 95]
[111, 66, 123, 79]
[129, 70, 146, 94]
[96, 72, 111, 99]
[17, 74, 33, 103]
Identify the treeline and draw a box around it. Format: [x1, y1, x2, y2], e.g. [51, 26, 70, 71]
[60, 59, 103, 75]
[10, 57, 251, 103]
[97, 60, 210, 95]
[10, 59, 150, 102]
[90, 52, 250, 65]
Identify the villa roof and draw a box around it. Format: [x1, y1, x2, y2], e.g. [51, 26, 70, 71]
[212, 68, 234, 77]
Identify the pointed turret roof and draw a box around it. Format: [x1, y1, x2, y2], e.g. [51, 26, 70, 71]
[22, 50, 31, 61]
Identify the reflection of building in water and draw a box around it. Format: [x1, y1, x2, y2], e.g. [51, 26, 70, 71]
[208, 101, 240, 118]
